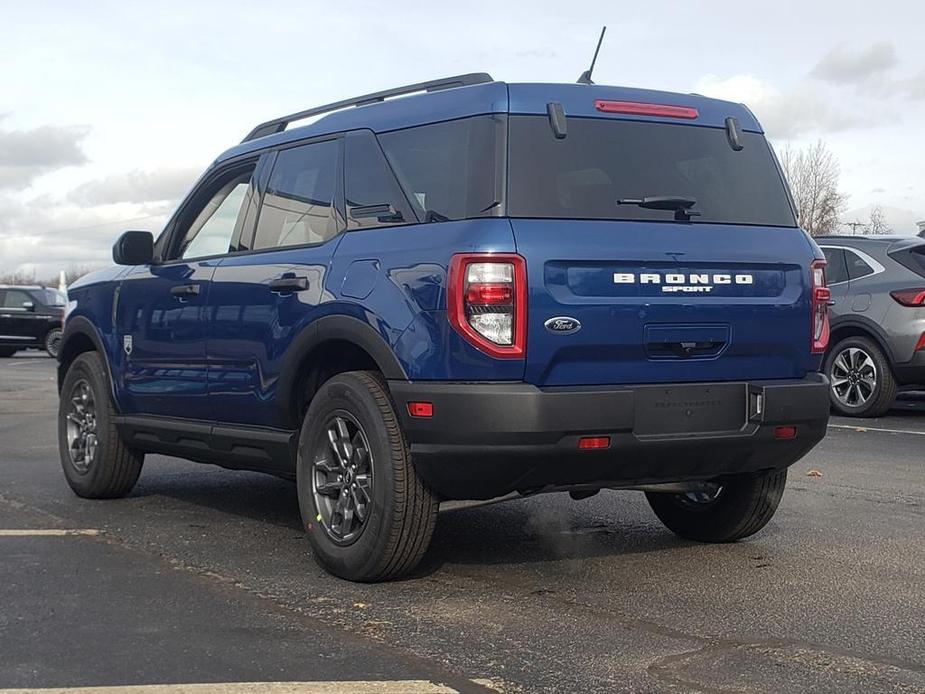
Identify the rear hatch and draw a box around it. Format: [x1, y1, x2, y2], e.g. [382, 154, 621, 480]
[507, 106, 818, 387]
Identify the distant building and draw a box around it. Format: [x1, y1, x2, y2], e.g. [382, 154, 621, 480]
[918, 220, 925, 237]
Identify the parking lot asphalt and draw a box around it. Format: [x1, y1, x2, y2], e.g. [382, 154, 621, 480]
[1, 353, 923, 694]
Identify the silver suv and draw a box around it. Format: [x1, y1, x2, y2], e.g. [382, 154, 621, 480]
[817, 236, 925, 417]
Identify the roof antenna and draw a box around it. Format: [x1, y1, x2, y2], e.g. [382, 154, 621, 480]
[577, 26, 606, 85]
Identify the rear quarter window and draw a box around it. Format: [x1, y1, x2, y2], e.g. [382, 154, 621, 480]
[846, 251, 875, 280]
[378, 115, 505, 222]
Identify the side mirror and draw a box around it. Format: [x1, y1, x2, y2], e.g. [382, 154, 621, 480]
[22, 301, 35, 312]
[113, 230, 154, 266]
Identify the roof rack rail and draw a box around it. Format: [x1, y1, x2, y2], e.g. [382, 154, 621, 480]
[241, 72, 494, 143]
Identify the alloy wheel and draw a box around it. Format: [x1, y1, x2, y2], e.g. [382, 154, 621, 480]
[830, 347, 877, 408]
[311, 412, 373, 544]
[65, 379, 98, 473]
[46, 329, 62, 358]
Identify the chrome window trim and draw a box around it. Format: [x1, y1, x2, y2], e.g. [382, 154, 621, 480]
[819, 245, 886, 286]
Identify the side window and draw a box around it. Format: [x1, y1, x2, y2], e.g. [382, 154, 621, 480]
[846, 250, 875, 280]
[822, 248, 849, 284]
[344, 131, 414, 230]
[378, 115, 504, 222]
[2, 289, 33, 309]
[178, 168, 256, 260]
[253, 139, 339, 250]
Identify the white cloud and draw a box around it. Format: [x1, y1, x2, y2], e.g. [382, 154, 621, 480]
[810, 41, 898, 85]
[0, 119, 89, 190]
[68, 168, 200, 206]
[693, 74, 887, 139]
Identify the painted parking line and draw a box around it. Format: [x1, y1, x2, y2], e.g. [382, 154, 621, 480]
[0, 529, 100, 537]
[0, 682, 461, 694]
[828, 423, 925, 437]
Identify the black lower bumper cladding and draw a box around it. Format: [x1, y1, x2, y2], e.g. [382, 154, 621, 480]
[390, 374, 830, 500]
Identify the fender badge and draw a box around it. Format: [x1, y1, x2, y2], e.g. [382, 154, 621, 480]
[544, 316, 581, 335]
[123, 335, 133, 356]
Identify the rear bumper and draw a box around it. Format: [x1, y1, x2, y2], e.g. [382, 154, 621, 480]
[389, 374, 830, 500]
[893, 350, 925, 387]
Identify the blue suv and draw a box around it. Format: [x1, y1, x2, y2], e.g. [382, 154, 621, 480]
[57, 74, 832, 581]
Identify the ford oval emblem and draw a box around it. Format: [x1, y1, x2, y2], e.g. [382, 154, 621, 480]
[544, 316, 581, 335]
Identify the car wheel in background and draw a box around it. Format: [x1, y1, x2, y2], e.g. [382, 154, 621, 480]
[297, 370, 438, 582]
[646, 468, 787, 542]
[45, 327, 63, 358]
[824, 336, 896, 418]
[58, 351, 144, 498]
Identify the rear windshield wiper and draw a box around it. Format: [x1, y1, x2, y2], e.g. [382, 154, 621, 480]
[617, 195, 701, 221]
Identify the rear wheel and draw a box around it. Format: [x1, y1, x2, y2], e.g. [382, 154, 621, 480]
[58, 352, 144, 498]
[297, 371, 438, 582]
[44, 327, 63, 358]
[0, 347, 17, 358]
[646, 468, 787, 542]
[824, 336, 896, 418]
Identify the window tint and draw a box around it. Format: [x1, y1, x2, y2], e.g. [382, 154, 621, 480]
[378, 115, 504, 222]
[822, 248, 849, 284]
[2, 289, 32, 309]
[254, 139, 339, 249]
[35, 289, 66, 306]
[179, 172, 254, 260]
[345, 131, 413, 230]
[507, 116, 797, 227]
[846, 251, 875, 280]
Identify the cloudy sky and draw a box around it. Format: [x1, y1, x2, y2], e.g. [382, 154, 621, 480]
[2, 0, 923, 277]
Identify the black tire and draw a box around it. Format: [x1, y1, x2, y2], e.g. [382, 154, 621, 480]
[0, 347, 17, 358]
[58, 351, 144, 498]
[823, 336, 896, 418]
[44, 327, 63, 359]
[297, 371, 438, 582]
[646, 468, 787, 543]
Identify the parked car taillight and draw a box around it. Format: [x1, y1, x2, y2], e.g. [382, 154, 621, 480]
[448, 253, 526, 358]
[889, 288, 925, 307]
[811, 260, 831, 354]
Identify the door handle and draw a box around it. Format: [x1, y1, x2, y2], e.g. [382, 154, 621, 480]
[269, 275, 309, 294]
[170, 284, 201, 298]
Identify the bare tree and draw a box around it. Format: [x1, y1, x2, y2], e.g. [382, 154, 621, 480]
[0, 269, 37, 285]
[866, 205, 893, 235]
[779, 140, 846, 236]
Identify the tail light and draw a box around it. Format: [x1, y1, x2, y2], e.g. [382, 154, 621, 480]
[889, 289, 925, 306]
[448, 253, 526, 358]
[811, 260, 831, 354]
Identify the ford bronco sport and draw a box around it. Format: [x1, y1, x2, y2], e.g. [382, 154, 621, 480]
[57, 74, 831, 581]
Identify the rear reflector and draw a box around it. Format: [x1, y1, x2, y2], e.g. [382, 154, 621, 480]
[916, 333, 925, 351]
[594, 99, 699, 119]
[578, 436, 611, 450]
[407, 402, 433, 418]
[774, 426, 797, 440]
[890, 288, 925, 306]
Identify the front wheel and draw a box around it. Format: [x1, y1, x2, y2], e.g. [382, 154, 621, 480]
[646, 468, 787, 542]
[297, 371, 438, 582]
[0, 347, 17, 358]
[58, 352, 144, 498]
[45, 327, 63, 358]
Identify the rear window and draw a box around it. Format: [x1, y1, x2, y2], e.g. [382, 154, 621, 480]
[507, 116, 797, 227]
